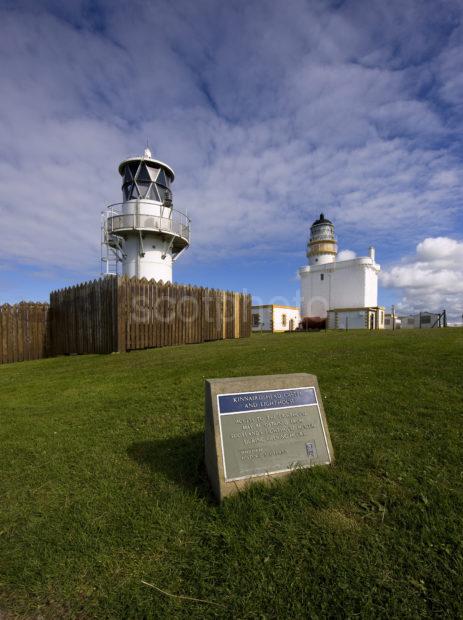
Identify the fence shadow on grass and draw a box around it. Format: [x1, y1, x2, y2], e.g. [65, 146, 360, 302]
[127, 432, 214, 500]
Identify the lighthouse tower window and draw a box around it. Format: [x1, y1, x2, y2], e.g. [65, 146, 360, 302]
[320, 274, 324, 281]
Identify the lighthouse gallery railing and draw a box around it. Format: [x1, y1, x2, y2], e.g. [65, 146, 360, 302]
[104, 203, 190, 243]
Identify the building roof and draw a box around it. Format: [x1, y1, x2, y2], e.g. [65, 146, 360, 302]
[252, 305, 300, 310]
[312, 213, 333, 227]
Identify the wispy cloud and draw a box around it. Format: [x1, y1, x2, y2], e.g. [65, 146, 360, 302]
[0, 0, 462, 311]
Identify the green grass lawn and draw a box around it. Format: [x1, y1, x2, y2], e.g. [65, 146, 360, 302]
[1, 329, 463, 619]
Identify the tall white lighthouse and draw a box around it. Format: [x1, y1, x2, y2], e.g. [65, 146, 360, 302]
[299, 214, 384, 329]
[101, 148, 190, 281]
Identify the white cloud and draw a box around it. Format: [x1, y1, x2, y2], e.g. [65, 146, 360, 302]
[416, 237, 463, 263]
[337, 249, 357, 261]
[0, 0, 462, 282]
[381, 237, 463, 319]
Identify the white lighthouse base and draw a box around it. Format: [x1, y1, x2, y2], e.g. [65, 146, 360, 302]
[299, 256, 380, 319]
[123, 233, 173, 282]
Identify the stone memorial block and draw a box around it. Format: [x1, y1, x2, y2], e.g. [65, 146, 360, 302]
[204, 373, 334, 501]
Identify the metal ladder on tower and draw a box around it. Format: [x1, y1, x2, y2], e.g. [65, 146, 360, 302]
[101, 213, 124, 276]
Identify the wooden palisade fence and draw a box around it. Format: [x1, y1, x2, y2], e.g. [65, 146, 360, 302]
[0, 303, 49, 364]
[49, 276, 118, 356]
[0, 277, 251, 364]
[118, 277, 250, 353]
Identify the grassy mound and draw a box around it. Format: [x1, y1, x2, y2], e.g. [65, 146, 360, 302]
[1, 329, 462, 618]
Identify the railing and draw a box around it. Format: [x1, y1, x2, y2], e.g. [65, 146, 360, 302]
[104, 203, 190, 243]
[310, 232, 337, 242]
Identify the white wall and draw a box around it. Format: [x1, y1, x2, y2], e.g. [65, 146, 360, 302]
[123, 234, 173, 281]
[252, 306, 301, 332]
[299, 257, 379, 318]
[121, 199, 174, 282]
[272, 307, 301, 332]
[327, 307, 385, 330]
[327, 309, 367, 329]
[364, 264, 379, 307]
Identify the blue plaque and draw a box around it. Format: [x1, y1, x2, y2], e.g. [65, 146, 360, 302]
[218, 387, 316, 415]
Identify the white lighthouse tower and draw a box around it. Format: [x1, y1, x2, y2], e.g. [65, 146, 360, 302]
[101, 148, 190, 281]
[299, 214, 384, 329]
[306, 213, 337, 266]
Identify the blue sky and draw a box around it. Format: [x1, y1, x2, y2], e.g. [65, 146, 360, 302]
[1, 0, 462, 319]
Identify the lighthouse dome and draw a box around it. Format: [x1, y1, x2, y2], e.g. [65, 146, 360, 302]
[311, 213, 333, 227]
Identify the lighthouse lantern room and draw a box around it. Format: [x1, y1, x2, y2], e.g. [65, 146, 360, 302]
[101, 148, 190, 282]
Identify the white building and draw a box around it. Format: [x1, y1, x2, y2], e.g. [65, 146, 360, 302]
[299, 214, 384, 329]
[326, 307, 385, 330]
[252, 305, 301, 332]
[384, 312, 401, 330]
[101, 148, 190, 281]
[398, 312, 444, 329]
